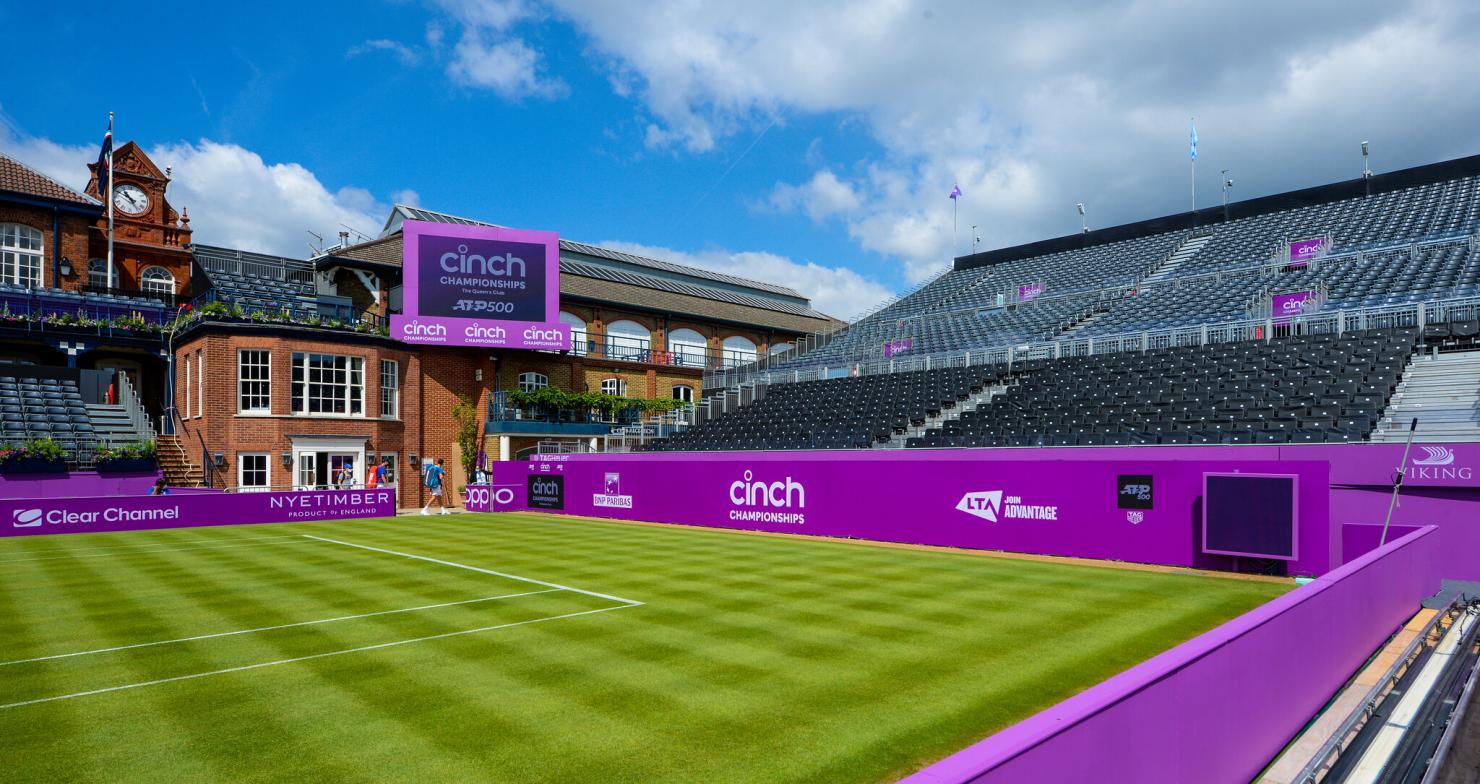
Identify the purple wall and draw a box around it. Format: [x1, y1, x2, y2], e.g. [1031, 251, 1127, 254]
[0, 470, 162, 499]
[498, 454, 1332, 574]
[900, 526, 1443, 784]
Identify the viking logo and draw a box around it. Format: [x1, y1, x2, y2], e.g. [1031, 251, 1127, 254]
[1412, 446, 1455, 466]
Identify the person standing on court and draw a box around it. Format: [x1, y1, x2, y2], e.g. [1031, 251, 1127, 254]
[421, 458, 450, 515]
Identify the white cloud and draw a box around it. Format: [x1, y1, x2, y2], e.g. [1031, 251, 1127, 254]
[541, 0, 1480, 283]
[347, 39, 420, 66]
[437, 0, 567, 99]
[0, 126, 391, 259]
[594, 240, 892, 320]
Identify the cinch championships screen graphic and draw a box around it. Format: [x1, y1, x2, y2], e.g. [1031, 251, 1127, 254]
[389, 220, 571, 350]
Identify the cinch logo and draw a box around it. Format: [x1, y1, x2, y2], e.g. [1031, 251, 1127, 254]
[1412, 446, 1455, 466]
[528, 475, 564, 510]
[402, 320, 448, 337]
[464, 323, 507, 340]
[1281, 297, 1309, 313]
[729, 470, 805, 508]
[11, 508, 42, 528]
[440, 244, 526, 277]
[523, 326, 564, 342]
[956, 491, 1003, 522]
[956, 491, 1058, 522]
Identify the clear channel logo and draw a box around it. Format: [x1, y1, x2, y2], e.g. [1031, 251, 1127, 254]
[955, 491, 1058, 522]
[593, 472, 633, 509]
[11, 508, 42, 528]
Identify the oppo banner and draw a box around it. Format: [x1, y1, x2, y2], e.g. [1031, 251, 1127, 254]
[1, 488, 397, 538]
[389, 220, 570, 350]
[506, 455, 1331, 575]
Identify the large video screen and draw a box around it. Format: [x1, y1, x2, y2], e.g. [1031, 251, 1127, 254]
[1202, 473, 1299, 560]
[389, 220, 570, 350]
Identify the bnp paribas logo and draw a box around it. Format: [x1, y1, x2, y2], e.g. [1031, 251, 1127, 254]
[11, 508, 42, 528]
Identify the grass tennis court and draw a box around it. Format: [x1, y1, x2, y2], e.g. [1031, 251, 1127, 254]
[0, 512, 1288, 783]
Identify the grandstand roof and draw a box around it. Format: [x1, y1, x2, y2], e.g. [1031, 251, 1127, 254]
[955, 152, 1480, 272]
[320, 205, 841, 331]
[0, 152, 100, 208]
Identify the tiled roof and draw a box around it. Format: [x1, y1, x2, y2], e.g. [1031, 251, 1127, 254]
[0, 152, 99, 207]
[560, 275, 841, 334]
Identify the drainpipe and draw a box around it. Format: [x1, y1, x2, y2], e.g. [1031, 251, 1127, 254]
[51, 206, 61, 287]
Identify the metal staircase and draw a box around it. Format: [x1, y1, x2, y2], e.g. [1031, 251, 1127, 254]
[877, 383, 1009, 449]
[1143, 233, 1213, 283]
[1371, 349, 1480, 442]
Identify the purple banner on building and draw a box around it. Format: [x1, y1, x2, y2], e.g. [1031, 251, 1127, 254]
[390, 220, 570, 350]
[882, 338, 914, 358]
[511, 454, 1330, 575]
[1288, 237, 1328, 268]
[0, 488, 397, 538]
[1017, 282, 1047, 303]
[1271, 289, 1318, 324]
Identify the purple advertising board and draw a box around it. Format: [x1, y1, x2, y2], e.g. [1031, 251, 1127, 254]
[1288, 237, 1327, 268]
[883, 338, 914, 358]
[1271, 289, 1317, 324]
[0, 488, 397, 538]
[1016, 282, 1046, 303]
[389, 220, 571, 350]
[508, 454, 1330, 574]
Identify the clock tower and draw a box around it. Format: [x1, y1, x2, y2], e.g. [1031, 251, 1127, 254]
[82, 141, 193, 299]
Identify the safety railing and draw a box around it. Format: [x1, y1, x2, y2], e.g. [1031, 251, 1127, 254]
[114, 370, 156, 440]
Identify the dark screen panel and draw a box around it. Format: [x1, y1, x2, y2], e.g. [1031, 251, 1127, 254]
[1203, 474, 1297, 560]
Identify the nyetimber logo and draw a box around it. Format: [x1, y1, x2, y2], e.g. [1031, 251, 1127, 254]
[1413, 446, 1455, 466]
[727, 469, 805, 524]
[955, 491, 1059, 522]
[11, 508, 42, 528]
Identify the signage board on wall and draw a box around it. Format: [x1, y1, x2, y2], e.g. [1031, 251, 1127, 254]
[388, 220, 570, 350]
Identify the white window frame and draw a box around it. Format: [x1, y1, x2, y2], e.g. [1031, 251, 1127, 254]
[379, 360, 399, 419]
[518, 372, 549, 392]
[238, 349, 271, 414]
[88, 258, 118, 289]
[601, 378, 627, 396]
[196, 350, 205, 418]
[184, 354, 192, 419]
[671, 384, 694, 403]
[290, 352, 365, 417]
[0, 223, 43, 289]
[141, 265, 176, 295]
[237, 453, 270, 492]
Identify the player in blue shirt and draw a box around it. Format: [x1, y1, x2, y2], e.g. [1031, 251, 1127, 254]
[420, 458, 450, 516]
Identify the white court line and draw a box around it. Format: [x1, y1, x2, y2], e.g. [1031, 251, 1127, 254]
[0, 536, 311, 564]
[0, 588, 562, 667]
[0, 603, 639, 710]
[302, 535, 644, 606]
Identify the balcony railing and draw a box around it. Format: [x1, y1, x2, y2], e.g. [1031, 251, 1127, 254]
[182, 289, 389, 336]
[565, 332, 758, 369]
[79, 283, 178, 307]
[486, 391, 649, 435]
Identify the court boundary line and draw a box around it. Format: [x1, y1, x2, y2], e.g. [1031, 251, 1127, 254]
[301, 534, 645, 606]
[0, 603, 638, 710]
[0, 588, 562, 667]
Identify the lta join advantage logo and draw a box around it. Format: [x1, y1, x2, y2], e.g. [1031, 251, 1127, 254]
[955, 490, 1059, 522]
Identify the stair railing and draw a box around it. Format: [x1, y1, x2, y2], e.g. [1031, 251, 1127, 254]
[115, 372, 156, 441]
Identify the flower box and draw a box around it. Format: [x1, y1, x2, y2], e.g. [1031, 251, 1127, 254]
[0, 458, 67, 474]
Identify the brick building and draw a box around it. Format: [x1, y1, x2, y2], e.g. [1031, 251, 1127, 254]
[173, 205, 840, 507]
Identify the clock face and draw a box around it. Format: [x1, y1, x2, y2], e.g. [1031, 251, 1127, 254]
[112, 183, 150, 215]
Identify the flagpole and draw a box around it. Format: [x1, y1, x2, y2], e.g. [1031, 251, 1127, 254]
[106, 111, 115, 293]
[953, 198, 958, 256]
[1191, 158, 1195, 214]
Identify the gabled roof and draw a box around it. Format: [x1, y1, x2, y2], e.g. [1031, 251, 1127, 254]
[0, 152, 100, 207]
[378, 204, 808, 301]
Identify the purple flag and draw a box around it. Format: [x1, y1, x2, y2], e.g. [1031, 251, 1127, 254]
[949, 184, 962, 200]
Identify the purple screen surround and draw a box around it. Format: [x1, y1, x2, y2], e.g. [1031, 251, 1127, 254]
[1201, 472, 1299, 560]
[389, 220, 570, 350]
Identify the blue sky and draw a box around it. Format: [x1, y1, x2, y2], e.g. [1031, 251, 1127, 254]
[3, 1, 1478, 317]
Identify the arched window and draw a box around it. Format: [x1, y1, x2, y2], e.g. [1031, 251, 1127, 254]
[600, 377, 627, 396]
[671, 384, 694, 403]
[559, 311, 588, 355]
[0, 224, 43, 288]
[604, 320, 649, 363]
[666, 328, 708, 368]
[721, 335, 758, 368]
[517, 372, 548, 392]
[88, 258, 118, 289]
[141, 266, 176, 294]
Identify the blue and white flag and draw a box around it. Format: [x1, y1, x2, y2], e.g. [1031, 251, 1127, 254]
[1189, 119, 1198, 161]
